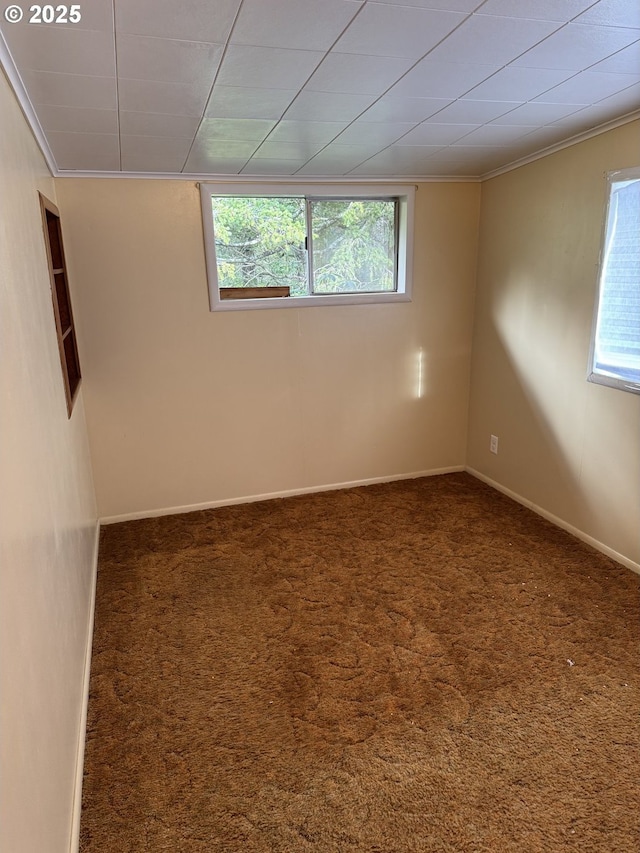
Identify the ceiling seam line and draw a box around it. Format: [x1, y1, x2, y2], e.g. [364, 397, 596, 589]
[179, 0, 248, 173]
[239, 0, 371, 175]
[112, 0, 121, 171]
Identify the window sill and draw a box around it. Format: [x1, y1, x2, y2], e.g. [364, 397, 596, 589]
[210, 291, 412, 311]
[587, 371, 640, 395]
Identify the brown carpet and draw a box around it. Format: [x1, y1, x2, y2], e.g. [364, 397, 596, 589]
[80, 473, 639, 852]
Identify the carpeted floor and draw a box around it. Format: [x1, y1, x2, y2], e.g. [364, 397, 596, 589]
[80, 473, 639, 852]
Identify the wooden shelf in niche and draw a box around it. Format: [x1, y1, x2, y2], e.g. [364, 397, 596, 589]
[39, 193, 81, 416]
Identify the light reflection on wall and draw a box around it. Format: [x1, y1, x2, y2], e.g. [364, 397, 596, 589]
[414, 347, 426, 399]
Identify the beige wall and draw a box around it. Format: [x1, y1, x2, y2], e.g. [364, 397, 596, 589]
[467, 120, 640, 567]
[56, 178, 481, 520]
[0, 71, 98, 853]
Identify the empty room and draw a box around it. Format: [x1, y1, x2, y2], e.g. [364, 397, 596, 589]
[1, 1, 639, 851]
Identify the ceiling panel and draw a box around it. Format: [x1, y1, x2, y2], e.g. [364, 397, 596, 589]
[283, 91, 377, 122]
[477, 0, 595, 21]
[115, 0, 242, 43]
[396, 123, 480, 145]
[266, 120, 351, 144]
[22, 70, 118, 110]
[373, 0, 482, 9]
[333, 4, 467, 58]
[121, 134, 191, 161]
[513, 23, 640, 71]
[184, 152, 247, 173]
[240, 158, 308, 175]
[297, 143, 381, 174]
[574, 0, 640, 29]
[425, 14, 564, 65]
[0, 0, 638, 179]
[450, 123, 539, 145]
[251, 139, 328, 160]
[120, 134, 193, 172]
[423, 144, 506, 163]
[46, 130, 120, 169]
[590, 80, 640, 112]
[230, 0, 363, 51]
[119, 111, 200, 137]
[349, 145, 444, 174]
[532, 70, 640, 105]
[491, 101, 589, 125]
[463, 66, 574, 101]
[305, 142, 380, 163]
[552, 81, 640, 126]
[388, 60, 500, 99]
[116, 36, 223, 86]
[588, 41, 640, 74]
[205, 86, 297, 120]
[358, 96, 454, 123]
[305, 52, 414, 95]
[334, 121, 419, 145]
[506, 124, 570, 146]
[216, 45, 324, 90]
[35, 104, 119, 134]
[188, 138, 259, 160]
[196, 118, 277, 142]
[117, 78, 211, 117]
[424, 99, 520, 123]
[4, 26, 115, 76]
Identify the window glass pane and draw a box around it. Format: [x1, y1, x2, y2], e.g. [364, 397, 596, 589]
[211, 196, 307, 296]
[593, 177, 640, 385]
[310, 199, 396, 294]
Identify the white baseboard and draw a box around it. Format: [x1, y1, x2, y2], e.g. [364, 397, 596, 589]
[100, 466, 465, 525]
[466, 467, 640, 576]
[68, 519, 100, 853]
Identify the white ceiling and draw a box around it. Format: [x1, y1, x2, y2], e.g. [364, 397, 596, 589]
[1, 0, 639, 179]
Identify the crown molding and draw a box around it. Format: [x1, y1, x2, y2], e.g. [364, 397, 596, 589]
[481, 109, 640, 181]
[52, 169, 481, 183]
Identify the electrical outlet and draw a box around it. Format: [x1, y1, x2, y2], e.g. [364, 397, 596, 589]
[490, 434, 499, 454]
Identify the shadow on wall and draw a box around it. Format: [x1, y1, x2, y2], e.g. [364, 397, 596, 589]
[488, 266, 636, 558]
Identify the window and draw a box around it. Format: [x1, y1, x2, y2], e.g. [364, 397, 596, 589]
[588, 167, 640, 395]
[39, 193, 82, 415]
[200, 183, 414, 311]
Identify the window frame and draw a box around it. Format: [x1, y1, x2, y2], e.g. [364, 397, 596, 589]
[587, 166, 640, 396]
[199, 182, 415, 311]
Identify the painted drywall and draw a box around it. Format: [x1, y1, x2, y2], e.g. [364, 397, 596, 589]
[468, 120, 640, 567]
[55, 178, 481, 519]
[0, 70, 98, 853]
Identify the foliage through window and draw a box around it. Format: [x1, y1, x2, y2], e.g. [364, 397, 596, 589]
[200, 184, 414, 311]
[589, 167, 640, 394]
